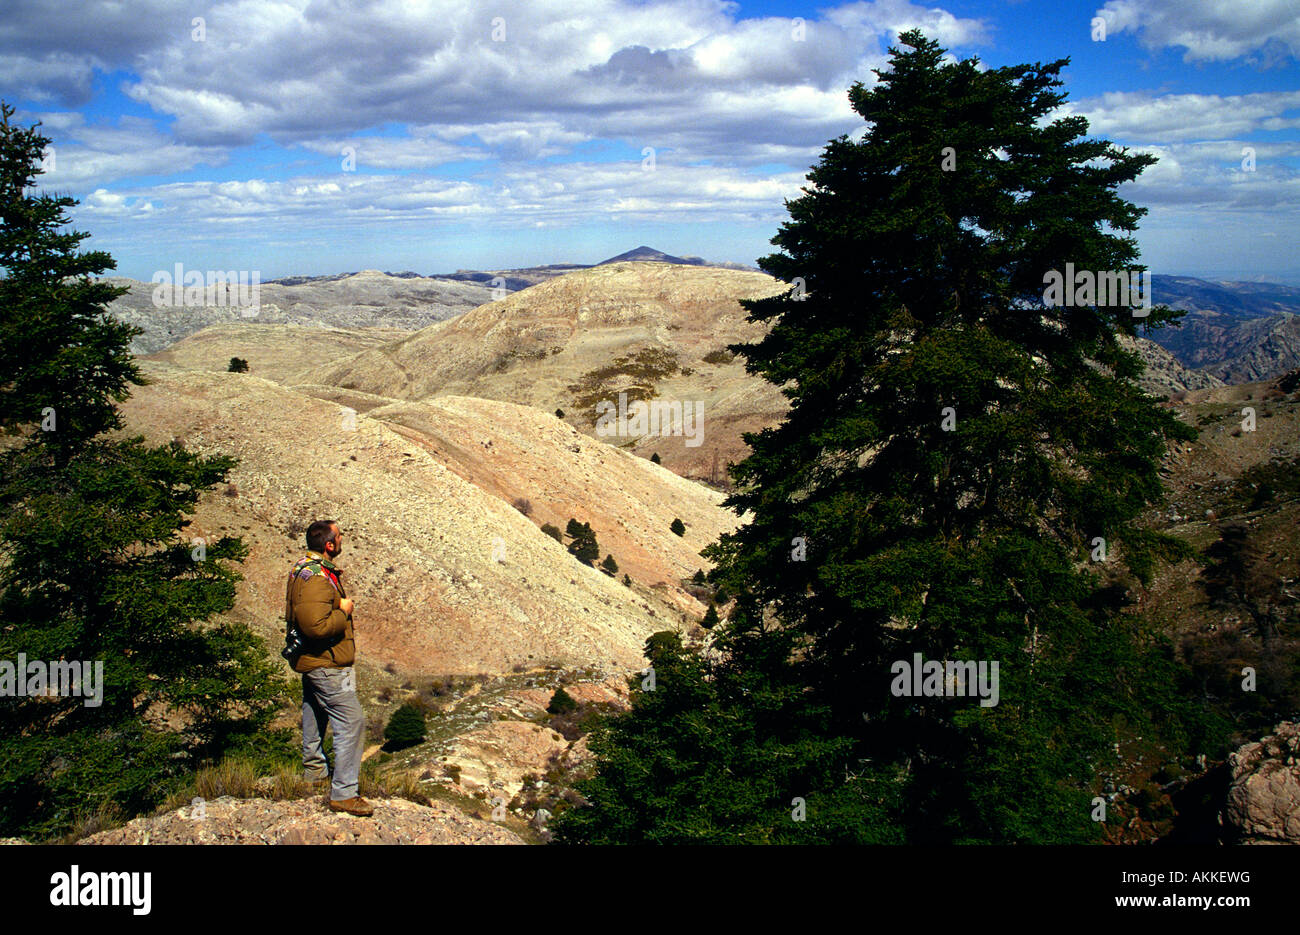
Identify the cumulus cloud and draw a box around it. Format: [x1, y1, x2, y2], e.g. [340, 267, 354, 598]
[2, 0, 988, 162]
[1094, 0, 1300, 63]
[1070, 90, 1300, 143]
[22, 112, 227, 186]
[827, 0, 992, 49]
[69, 159, 806, 239]
[297, 135, 488, 169]
[1122, 140, 1300, 214]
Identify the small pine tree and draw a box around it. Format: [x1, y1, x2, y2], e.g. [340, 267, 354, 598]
[1199, 522, 1283, 646]
[566, 520, 600, 565]
[227, 357, 249, 373]
[601, 554, 619, 576]
[700, 604, 719, 629]
[670, 518, 685, 537]
[383, 701, 426, 750]
[692, 569, 706, 584]
[547, 686, 578, 715]
[555, 408, 565, 418]
[541, 522, 563, 543]
[622, 573, 632, 587]
[650, 453, 661, 464]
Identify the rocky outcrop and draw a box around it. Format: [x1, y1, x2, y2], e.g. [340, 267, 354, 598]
[1117, 333, 1225, 394]
[1211, 315, 1300, 384]
[1221, 722, 1300, 843]
[78, 795, 523, 845]
[430, 675, 631, 802]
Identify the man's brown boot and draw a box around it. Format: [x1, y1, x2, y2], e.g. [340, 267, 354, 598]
[329, 796, 375, 817]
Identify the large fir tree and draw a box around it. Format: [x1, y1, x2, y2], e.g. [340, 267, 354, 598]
[0, 103, 286, 841]
[559, 33, 1210, 844]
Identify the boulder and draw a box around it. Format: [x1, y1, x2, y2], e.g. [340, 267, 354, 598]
[1221, 721, 1300, 843]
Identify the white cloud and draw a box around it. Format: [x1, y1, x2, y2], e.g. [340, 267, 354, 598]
[827, 0, 992, 49]
[24, 113, 227, 186]
[1123, 140, 1300, 214]
[69, 159, 806, 238]
[81, 188, 156, 218]
[1094, 0, 1300, 62]
[297, 135, 488, 169]
[2, 0, 987, 166]
[1070, 90, 1300, 143]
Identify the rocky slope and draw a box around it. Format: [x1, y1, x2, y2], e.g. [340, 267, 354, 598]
[79, 795, 523, 845]
[1147, 275, 1300, 382]
[1119, 332, 1224, 394]
[104, 270, 491, 355]
[1210, 315, 1300, 384]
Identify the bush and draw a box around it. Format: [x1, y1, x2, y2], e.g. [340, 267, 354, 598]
[555, 408, 565, 418]
[512, 497, 533, 516]
[227, 357, 249, 373]
[541, 523, 563, 543]
[383, 702, 427, 750]
[670, 518, 686, 536]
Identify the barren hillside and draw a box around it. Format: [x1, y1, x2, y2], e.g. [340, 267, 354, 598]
[297, 263, 1224, 485]
[105, 270, 491, 354]
[144, 323, 412, 384]
[115, 362, 735, 679]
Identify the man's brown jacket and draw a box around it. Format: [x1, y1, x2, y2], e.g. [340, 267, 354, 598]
[284, 550, 355, 673]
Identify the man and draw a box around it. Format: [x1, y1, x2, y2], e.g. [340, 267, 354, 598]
[285, 519, 373, 817]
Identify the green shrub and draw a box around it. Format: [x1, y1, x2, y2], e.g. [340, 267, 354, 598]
[383, 702, 427, 750]
[547, 686, 578, 715]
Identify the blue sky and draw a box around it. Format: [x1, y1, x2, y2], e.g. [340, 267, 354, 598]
[5, 0, 1299, 282]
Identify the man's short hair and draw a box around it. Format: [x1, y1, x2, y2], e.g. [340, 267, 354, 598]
[306, 520, 338, 553]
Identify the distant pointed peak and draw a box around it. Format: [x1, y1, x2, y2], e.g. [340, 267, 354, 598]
[596, 246, 703, 266]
